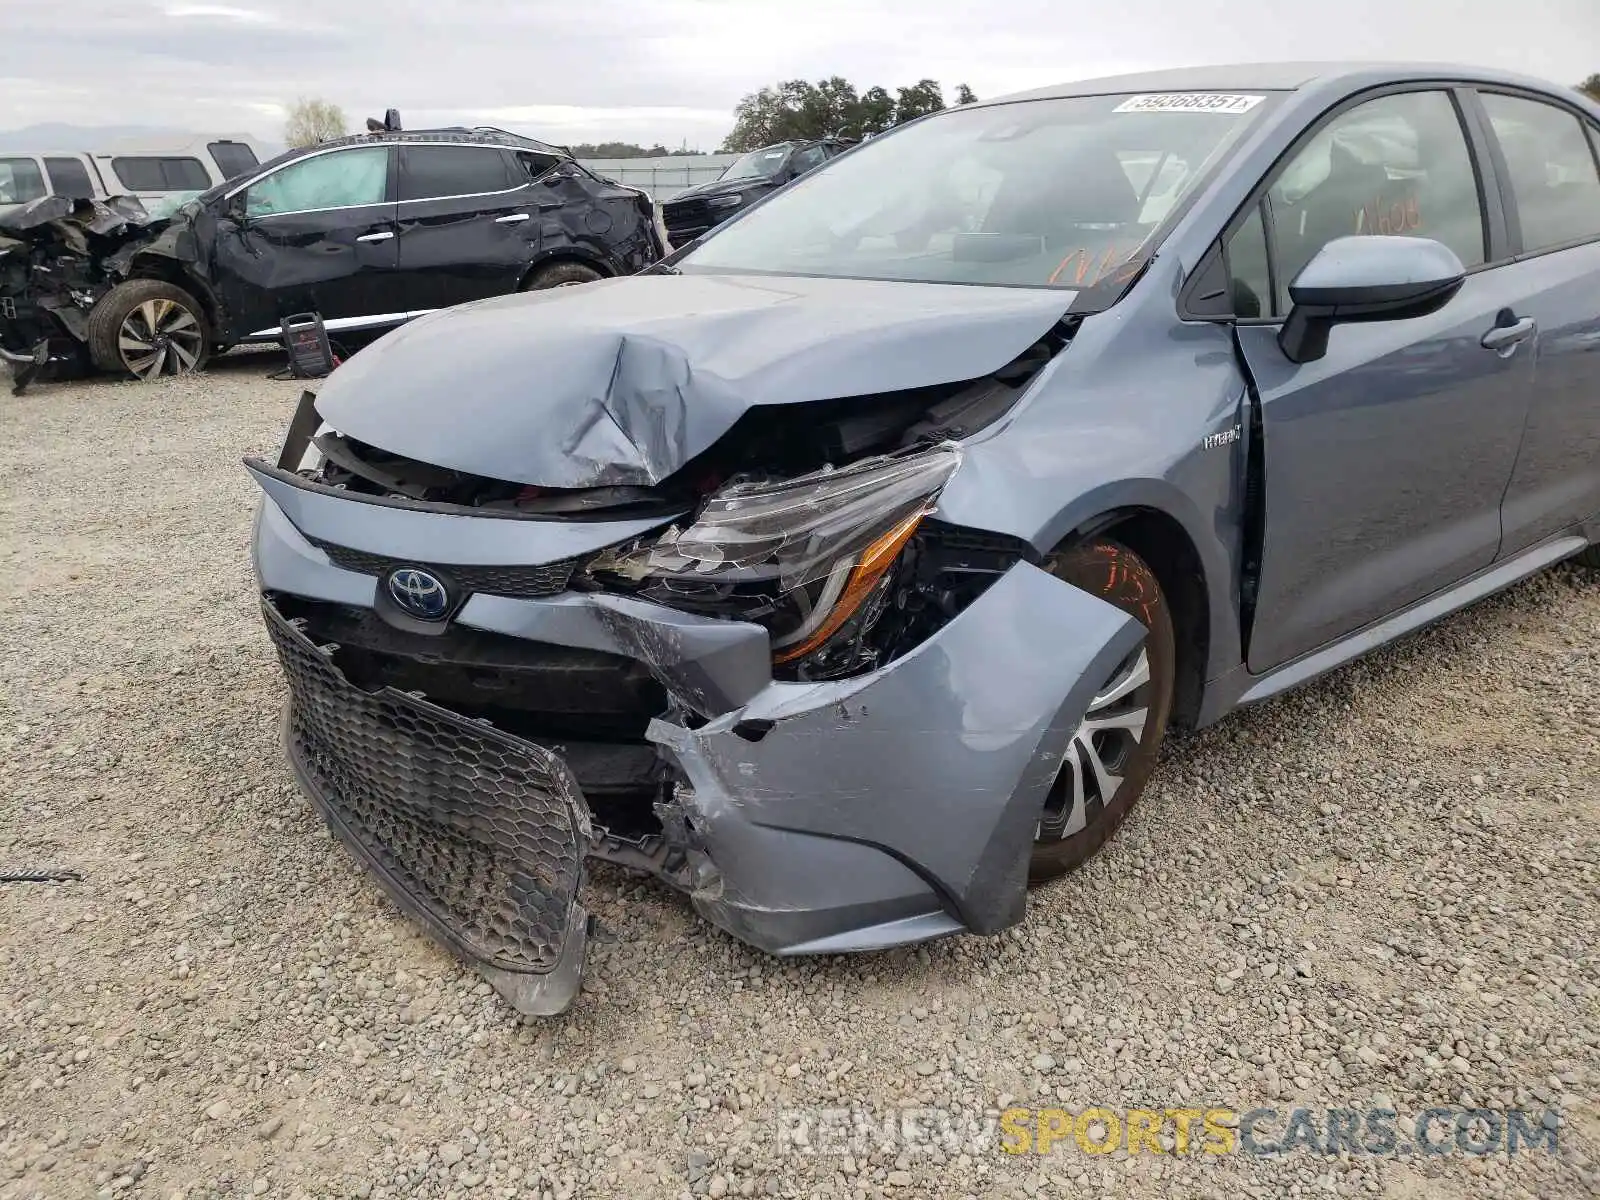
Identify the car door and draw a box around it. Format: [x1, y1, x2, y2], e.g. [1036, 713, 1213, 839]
[212, 145, 397, 338]
[1472, 90, 1600, 557]
[1228, 87, 1538, 673]
[392, 144, 540, 312]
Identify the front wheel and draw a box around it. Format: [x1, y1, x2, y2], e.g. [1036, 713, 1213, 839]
[87, 279, 211, 379]
[521, 261, 604, 291]
[1575, 545, 1600, 569]
[1028, 540, 1176, 885]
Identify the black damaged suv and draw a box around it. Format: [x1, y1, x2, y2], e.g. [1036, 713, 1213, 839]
[0, 125, 668, 381]
[660, 137, 852, 245]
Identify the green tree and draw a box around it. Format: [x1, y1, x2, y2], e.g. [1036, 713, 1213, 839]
[567, 142, 674, 159]
[283, 96, 346, 147]
[893, 79, 947, 123]
[1578, 73, 1600, 102]
[720, 78, 979, 151]
[856, 86, 897, 136]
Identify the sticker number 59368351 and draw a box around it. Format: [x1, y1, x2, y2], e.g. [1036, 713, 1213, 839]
[1112, 93, 1265, 115]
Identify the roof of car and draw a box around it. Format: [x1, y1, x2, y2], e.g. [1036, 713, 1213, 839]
[246, 128, 570, 176]
[981, 61, 1575, 105]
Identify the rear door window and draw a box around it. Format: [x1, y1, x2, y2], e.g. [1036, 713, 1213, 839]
[44, 157, 95, 199]
[111, 156, 211, 191]
[1478, 92, 1600, 253]
[398, 146, 517, 201]
[0, 157, 46, 204]
[243, 146, 390, 217]
[513, 151, 563, 181]
[208, 141, 260, 179]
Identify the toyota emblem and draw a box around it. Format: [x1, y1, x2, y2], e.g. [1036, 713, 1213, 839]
[386, 567, 450, 620]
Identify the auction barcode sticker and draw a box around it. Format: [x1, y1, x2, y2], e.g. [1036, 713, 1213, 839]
[1113, 93, 1265, 115]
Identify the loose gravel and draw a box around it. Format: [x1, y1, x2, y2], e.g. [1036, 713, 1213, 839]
[1, 360, 1596, 1200]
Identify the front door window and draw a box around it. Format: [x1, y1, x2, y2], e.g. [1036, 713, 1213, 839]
[1265, 90, 1485, 311]
[244, 147, 389, 217]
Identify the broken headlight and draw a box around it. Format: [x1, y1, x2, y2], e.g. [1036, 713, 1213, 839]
[592, 444, 961, 671]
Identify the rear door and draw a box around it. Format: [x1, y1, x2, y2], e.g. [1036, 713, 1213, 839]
[213, 144, 398, 338]
[392, 144, 540, 312]
[1472, 90, 1600, 555]
[1230, 86, 1537, 672]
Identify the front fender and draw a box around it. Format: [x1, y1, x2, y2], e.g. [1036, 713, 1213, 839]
[934, 302, 1251, 687]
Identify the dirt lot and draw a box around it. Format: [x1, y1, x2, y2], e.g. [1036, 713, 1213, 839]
[1, 360, 1597, 1200]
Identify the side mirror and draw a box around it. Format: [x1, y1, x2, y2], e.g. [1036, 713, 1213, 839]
[1278, 235, 1466, 364]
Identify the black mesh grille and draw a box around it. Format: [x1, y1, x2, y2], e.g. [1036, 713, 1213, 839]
[264, 598, 590, 974]
[308, 538, 579, 598]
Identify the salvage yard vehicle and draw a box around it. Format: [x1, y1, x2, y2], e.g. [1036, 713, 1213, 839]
[660, 136, 852, 244]
[0, 134, 266, 219]
[0, 124, 666, 382]
[248, 63, 1600, 1015]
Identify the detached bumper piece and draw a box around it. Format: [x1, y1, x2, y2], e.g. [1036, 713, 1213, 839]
[262, 598, 593, 1016]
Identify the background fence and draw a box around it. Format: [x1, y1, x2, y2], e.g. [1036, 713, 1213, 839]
[577, 154, 740, 201]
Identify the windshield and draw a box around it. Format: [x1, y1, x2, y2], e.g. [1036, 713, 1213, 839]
[682, 92, 1277, 288]
[719, 145, 792, 181]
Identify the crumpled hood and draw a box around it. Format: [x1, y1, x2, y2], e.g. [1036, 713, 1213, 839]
[665, 177, 773, 205]
[0, 194, 161, 254]
[313, 272, 1077, 489]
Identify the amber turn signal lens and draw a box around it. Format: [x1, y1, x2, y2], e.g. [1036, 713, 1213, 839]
[771, 507, 927, 665]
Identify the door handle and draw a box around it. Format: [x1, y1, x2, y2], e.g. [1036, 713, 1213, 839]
[494, 213, 531, 224]
[1480, 316, 1535, 352]
[355, 230, 395, 243]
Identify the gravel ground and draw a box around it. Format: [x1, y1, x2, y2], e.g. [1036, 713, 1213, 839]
[1, 361, 1597, 1200]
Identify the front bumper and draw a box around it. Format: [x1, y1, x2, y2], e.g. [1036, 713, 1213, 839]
[249, 461, 1140, 1012]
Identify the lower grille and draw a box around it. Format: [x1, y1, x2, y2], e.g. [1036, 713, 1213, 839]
[308, 537, 579, 599]
[264, 597, 591, 976]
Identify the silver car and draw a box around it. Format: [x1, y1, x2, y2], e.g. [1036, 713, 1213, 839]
[250, 62, 1600, 1013]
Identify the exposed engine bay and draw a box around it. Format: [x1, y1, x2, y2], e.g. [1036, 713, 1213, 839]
[0, 194, 167, 391]
[294, 337, 1060, 685]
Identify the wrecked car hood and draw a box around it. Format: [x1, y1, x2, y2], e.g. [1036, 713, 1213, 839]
[0, 194, 164, 257]
[314, 273, 1077, 488]
[666, 177, 775, 204]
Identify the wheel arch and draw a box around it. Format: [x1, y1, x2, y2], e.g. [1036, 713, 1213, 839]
[121, 253, 229, 346]
[1054, 505, 1213, 731]
[517, 248, 616, 290]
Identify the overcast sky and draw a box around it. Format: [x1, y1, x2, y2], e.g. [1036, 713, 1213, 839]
[2, 0, 1595, 148]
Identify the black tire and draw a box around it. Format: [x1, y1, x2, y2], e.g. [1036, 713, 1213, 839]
[87, 279, 211, 379]
[521, 261, 604, 291]
[1575, 545, 1600, 569]
[1028, 540, 1176, 885]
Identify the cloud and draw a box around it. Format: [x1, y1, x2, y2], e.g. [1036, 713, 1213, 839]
[163, 4, 278, 23]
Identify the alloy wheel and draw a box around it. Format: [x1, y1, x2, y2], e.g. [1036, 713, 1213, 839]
[117, 299, 204, 379]
[1037, 645, 1153, 840]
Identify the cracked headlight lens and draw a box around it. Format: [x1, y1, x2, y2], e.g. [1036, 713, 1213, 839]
[602, 444, 961, 665]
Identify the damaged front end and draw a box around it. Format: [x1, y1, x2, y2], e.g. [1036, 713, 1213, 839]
[247, 279, 1139, 1015]
[0, 194, 166, 393]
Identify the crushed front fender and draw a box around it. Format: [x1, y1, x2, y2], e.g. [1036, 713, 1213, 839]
[646, 561, 1143, 949]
